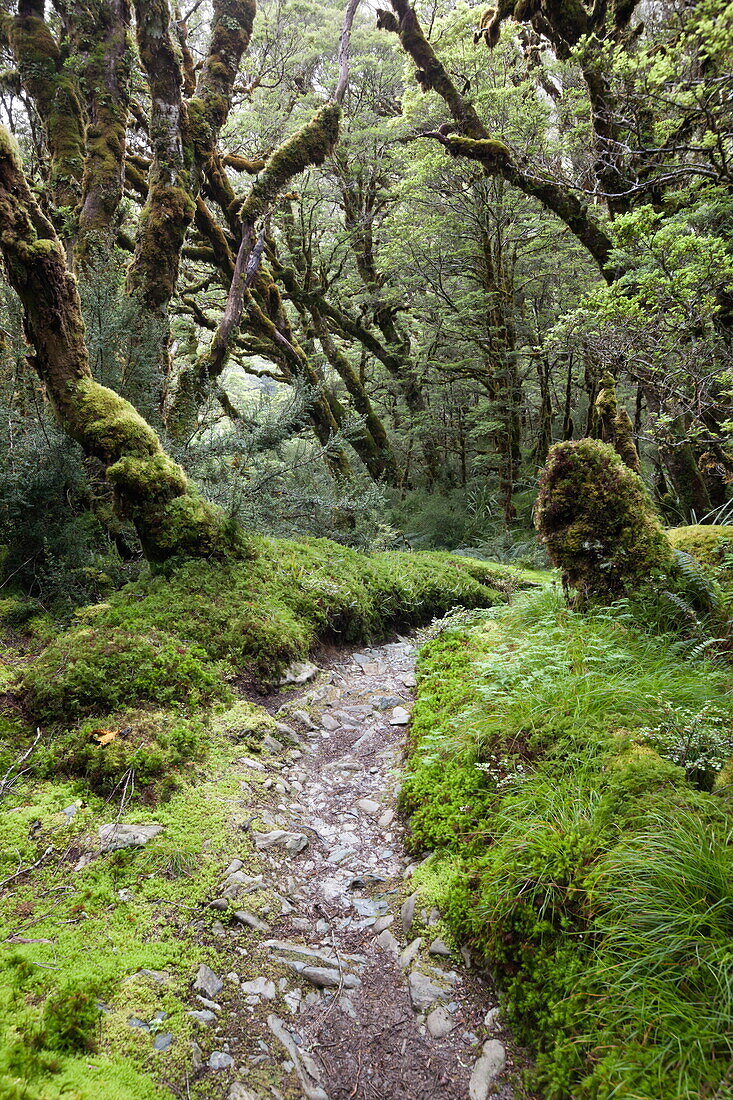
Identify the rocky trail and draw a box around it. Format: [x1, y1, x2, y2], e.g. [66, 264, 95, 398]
[180, 637, 523, 1100]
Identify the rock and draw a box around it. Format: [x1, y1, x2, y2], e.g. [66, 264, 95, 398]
[234, 910, 270, 932]
[98, 823, 163, 852]
[469, 1040, 507, 1099]
[408, 971, 445, 1012]
[276, 722, 299, 740]
[60, 802, 79, 822]
[267, 1015, 328, 1100]
[196, 995, 221, 1010]
[262, 734, 284, 753]
[221, 870, 265, 899]
[355, 798, 381, 815]
[426, 1006, 455, 1039]
[209, 898, 229, 911]
[127, 1016, 149, 1030]
[372, 915, 394, 934]
[253, 830, 308, 854]
[117, 888, 133, 902]
[376, 927, 400, 955]
[401, 892, 418, 935]
[401, 673, 417, 688]
[209, 1051, 234, 1070]
[193, 964, 223, 999]
[125, 969, 171, 985]
[377, 808, 394, 828]
[484, 1006, 501, 1031]
[327, 846, 356, 865]
[280, 661, 319, 686]
[352, 897, 387, 919]
[224, 859, 243, 875]
[191, 1041, 204, 1069]
[228, 1086, 262, 1100]
[187, 1010, 216, 1025]
[429, 937, 451, 957]
[286, 963, 359, 990]
[389, 706, 411, 726]
[153, 1032, 173, 1051]
[400, 938, 422, 969]
[291, 709, 316, 730]
[241, 977, 277, 1000]
[321, 714, 340, 731]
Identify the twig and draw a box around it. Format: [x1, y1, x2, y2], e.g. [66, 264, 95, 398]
[0, 728, 42, 800]
[0, 845, 53, 890]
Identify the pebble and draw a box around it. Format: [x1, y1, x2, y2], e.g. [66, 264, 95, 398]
[389, 706, 411, 726]
[355, 797, 381, 815]
[187, 1010, 216, 1025]
[153, 1032, 173, 1051]
[234, 910, 270, 931]
[484, 1006, 501, 1031]
[253, 829, 308, 854]
[98, 822, 164, 852]
[241, 977, 277, 999]
[280, 661, 319, 685]
[401, 938, 422, 968]
[372, 915, 394, 934]
[429, 937, 451, 957]
[401, 892, 418, 935]
[408, 971, 446, 1012]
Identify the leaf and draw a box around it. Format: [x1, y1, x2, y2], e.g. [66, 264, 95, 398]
[91, 728, 118, 746]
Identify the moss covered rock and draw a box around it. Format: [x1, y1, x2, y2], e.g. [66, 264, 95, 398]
[667, 524, 733, 566]
[534, 439, 675, 601]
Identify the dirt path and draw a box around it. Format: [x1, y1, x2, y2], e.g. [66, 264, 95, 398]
[190, 638, 521, 1100]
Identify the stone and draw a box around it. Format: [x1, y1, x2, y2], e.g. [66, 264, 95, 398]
[196, 995, 221, 1010]
[209, 1051, 234, 1070]
[127, 1017, 149, 1030]
[429, 937, 451, 957]
[267, 1015, 328, 1100]
[484, 1006, 501, 1031]
[193, 964, 223, 999]
[408, 971, 445, 1012]
[374, 929, 399, 955]
[224, 859, 243, 875]
[373, 695, 405, 711]
[355, 798, 381, 815]
[377, 808, 394, 828]
[153, 1032, 173, 1051]
[321, 714, 340, 731]
[209, 898, 229, 911]
[292, 709, 316, 730]
[262, 734, 284, 753]
[400, 938, 422, 969]
[60, 803, 79, 821]
[327, 846, 356, 865]
[254, 830, 308, 854]
[401, 892, 418, 935]
[389, 706, 411, 726]
[285, 963, 359, 990]
[187, 1010, 216, 1025]
[372, 915, 394, 934]
[280, 661, 319, 686]
[401, 673, 417, 688]
[241, 977, 276, 1000]
[117, 888, 133, 902]
[99, 823, 163, 852]
[233, 909, 270, 931]
[426, 1006, 455, 1039]
[469, 1041, 507, 1098]
[228, 1086, 262, 1100]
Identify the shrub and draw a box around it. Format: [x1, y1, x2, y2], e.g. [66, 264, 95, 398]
[534, 439, 676, 602]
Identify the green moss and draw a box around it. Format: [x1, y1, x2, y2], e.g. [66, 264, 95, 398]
[20, 539, 509, 722]
[75, 379, 160, 461]
[445, 136, 511, 165]
[667, 524, 733, 566]
[535, 439, 675, 602]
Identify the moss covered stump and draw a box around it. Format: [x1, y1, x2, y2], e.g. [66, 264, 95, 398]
[534, 439, 675, 601]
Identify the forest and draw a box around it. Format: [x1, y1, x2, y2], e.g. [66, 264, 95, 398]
[0, 0, 732, 1098]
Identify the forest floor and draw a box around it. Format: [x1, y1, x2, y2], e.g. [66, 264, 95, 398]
[179, 636, 527, 1099]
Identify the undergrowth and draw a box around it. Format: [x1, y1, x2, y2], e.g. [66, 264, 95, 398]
[402, 587, 733, 1099]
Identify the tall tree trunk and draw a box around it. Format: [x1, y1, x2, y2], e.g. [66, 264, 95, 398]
[0, 127, 235, 562]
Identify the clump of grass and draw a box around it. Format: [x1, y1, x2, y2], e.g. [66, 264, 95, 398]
[403, 588, 733, 1098]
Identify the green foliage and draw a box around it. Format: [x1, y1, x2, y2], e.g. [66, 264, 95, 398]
[535, 439, 676, 601]
[402, 588, 733, 1098]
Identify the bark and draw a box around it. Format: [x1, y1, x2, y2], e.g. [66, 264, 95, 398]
[75, 0, 132, 264]
[0, 127, 236, 563]
[0, 2, 86, 226]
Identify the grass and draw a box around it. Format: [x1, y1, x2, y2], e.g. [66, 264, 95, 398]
[400, 587, 733, 1099]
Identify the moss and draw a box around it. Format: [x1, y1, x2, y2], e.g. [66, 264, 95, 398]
[445, 135, 512, 166]
[239, 104, 341, 225]
[20, 539, 510, 721]
[534, 438, 675, 602]
[667, 524, 733, 566]
[75, 379, 160, 461]
[594, 372, 641, 473]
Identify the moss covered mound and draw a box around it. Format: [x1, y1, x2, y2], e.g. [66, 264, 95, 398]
[667, 524, 733, 565]
[535, 438, 675, 601]
[22, 537, 517, 722]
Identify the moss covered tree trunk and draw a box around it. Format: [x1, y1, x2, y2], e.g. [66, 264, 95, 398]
[0, 127, 235, 563]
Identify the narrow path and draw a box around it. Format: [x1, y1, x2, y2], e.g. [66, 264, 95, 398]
[193, 639, 520, 1100]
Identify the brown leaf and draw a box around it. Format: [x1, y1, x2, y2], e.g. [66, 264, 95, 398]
[91, 728, 118, 746]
